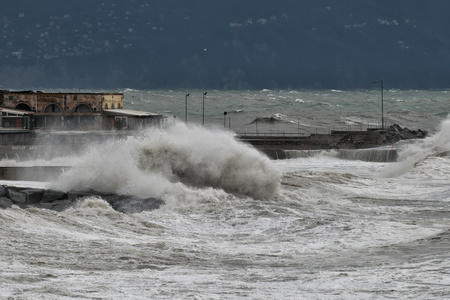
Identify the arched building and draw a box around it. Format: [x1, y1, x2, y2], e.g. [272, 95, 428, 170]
[0, 90, 165, 130]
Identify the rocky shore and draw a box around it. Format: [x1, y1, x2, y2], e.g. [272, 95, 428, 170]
[0, 185, 163, 214]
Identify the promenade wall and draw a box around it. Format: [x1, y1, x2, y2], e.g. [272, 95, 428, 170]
[0, 124, 426, 162]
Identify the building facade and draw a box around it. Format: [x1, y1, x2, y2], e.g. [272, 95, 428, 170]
[0, 90, 122, 113]
[0, 90, 164, 130]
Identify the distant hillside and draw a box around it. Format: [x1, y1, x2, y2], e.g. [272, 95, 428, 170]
[1, 0, 449, 90]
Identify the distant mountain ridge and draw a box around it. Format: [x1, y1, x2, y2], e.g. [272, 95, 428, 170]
[1, 0, 449, 90]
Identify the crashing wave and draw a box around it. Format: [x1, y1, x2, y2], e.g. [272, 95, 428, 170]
[53, 124, 282, 200]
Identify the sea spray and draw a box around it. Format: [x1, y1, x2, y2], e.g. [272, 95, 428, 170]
[381, 117, 450, 177]
[52, 136, 172, 197]
[138, 124, 281, 199]
[432, 117, 450, 149]
[52, 124, 281, 201]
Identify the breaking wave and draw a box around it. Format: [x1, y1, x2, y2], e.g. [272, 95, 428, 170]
[381, 117, 450, 177]
[52, 124, 281, 201]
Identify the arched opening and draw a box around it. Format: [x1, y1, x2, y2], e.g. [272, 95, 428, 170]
[74, 104, 92, 113]
[104, 103, 108, 109]
[44, 104, 62, 112]
[15, 103, 32, 111]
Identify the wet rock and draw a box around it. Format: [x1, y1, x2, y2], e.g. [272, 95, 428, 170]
[0, 185, 6, 197]
[52, 200, 75, 212]
[390, 123, 403, 132]
[109, 196, 164, 214]
[22, 189, 44, 204]
[42, 189, 67, 203]
[385, 124, 428, 142]
[6, 188, 27, 205]
[0, 197, 13, 209]
[414, 129, 426, 138]
[0, 185, 163, 213]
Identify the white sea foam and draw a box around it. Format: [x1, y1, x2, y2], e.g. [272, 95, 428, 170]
[432, 117, 450, 149]
[52, 123, 281, 201]
[381, 117, 450, 177]
[2, 90, 450, 299]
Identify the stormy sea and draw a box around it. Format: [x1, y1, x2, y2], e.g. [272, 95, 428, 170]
[1, 89, 450, 299]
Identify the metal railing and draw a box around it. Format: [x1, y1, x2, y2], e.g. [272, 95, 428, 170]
[237, 123, 384, 137]
[237, 131, 309, 137]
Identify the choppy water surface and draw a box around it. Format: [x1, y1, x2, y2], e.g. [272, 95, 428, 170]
[0, 89, 450, 299]
[125, 89, 447, 134]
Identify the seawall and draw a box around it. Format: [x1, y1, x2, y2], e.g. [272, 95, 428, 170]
[259, 148, 398, 162]
[238, 124, 426, 161]
[0, 124, 425, 162]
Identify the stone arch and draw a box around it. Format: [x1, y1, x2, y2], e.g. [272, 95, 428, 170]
[74, 104, 92, 113]
[44, 104, 62, 113]
[15, 103, 32, 111]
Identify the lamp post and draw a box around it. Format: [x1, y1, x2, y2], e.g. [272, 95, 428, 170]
[372, 80, 384, 130]
[202, 92, 207, 125]
[223, 111, 227, 129]
[185, 93, 189, 123]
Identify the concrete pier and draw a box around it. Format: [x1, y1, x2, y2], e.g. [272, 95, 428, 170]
[237, 124, 426, 161]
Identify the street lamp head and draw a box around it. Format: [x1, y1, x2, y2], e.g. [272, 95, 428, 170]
[186, 93, 189, 97]
[203, 92, 207, 96]
[372, 81, 378, 84]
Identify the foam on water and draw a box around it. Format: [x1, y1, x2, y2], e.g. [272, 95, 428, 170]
[52, 123, 282, 206]
[381, 117, 450, 177]
[2, 90, 450, 299]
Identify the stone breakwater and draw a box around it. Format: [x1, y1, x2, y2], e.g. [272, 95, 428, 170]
[238, 124, 426, 159]
[0, 185, 163, 214]
[238, 124, 427, 150]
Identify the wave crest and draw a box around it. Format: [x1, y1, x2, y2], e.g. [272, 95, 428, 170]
[137, 125, 281, 199]
[54, 124, 281, 200]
